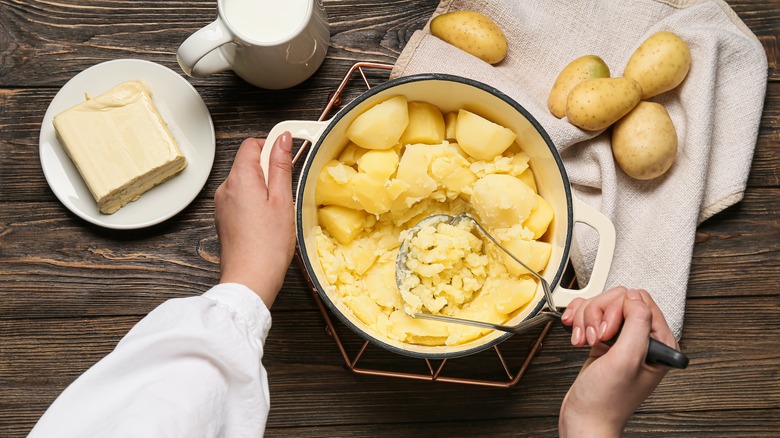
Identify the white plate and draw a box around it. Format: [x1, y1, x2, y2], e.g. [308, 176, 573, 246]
[39, 59, 215, 229]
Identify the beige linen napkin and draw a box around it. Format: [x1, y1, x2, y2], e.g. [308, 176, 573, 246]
[391, 0, 767, 337]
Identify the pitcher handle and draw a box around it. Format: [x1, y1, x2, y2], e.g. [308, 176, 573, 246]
[177, 18, 233, 77]
[260, 120, 330, 185]
[553, 196, 616, 307]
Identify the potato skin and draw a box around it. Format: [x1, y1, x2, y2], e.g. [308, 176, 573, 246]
[623, 31, 691, 99]
[565, 77, 642, 131]
[548, 55, 610, 118]
[612, 101, 678, 180]
[430, 10, 508, 64]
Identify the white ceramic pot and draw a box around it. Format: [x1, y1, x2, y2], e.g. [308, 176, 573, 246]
[262, 74, 616, 359]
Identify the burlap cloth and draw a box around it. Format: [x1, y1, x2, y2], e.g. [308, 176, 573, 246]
[390, 0, 767, 338]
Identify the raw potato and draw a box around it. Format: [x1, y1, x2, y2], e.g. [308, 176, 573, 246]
[612, 101, 678, 180]
[548, 55, 610, 118]
[346, 95, 409, 150]
[400, 101, 445, 145]
[624, 31, 691, 99]
[430, 10, 508, 64]
[455, 109, 517, 160]
[566, 77, 642, 131]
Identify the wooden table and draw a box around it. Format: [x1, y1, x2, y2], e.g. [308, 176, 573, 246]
[1, 1, 778, 436]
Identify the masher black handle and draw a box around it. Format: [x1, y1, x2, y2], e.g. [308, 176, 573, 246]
[561, 322, 689, 369]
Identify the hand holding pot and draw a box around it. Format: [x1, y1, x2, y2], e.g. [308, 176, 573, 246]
[215, 134, 296, 308]
[558, 287, 678, 436]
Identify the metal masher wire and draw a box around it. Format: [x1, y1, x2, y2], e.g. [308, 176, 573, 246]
[395, 213, 690, 369]
[395, 212, 562, 335]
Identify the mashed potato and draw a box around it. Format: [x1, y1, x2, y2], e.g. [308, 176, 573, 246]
[313, 99, 554, 346]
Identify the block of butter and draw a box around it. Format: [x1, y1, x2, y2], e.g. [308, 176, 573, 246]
[53, 80, 187, 214]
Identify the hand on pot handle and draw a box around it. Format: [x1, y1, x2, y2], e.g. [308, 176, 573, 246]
[215, 133, 296, 308]
[259, 120, 329, 186]
[558, 287, 683, 437]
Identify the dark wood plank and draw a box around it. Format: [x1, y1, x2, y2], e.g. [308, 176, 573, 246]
[1, 0, 778, 437]
[1, 295, 778, 436]
[0, 78, 777, 203]
[0, 187, 777, 318]
[0, 0, 434, 87]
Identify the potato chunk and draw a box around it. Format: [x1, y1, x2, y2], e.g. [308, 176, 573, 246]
[471, 174, 537, 228]
[500, 239, 552, 276]
[400, 101, 445, 145]
[357, 149, 399, 180]
[523, 194, 554, 239]
[455, 109, 517, 160]
[318, 205, 367, 245]
[338, 142, 369, 166]
[394, 143, 436, 200]
[346, 95, 409, 150]
[443, 112, 458, 141]
[315, 160, 361, 209]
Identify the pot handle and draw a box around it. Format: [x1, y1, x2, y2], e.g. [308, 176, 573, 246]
[259, 120, 330, 186]
[552, 196, 616, 308]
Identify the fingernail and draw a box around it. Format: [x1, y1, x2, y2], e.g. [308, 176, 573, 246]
[586, 326, 597, 345]
[561, 307, 573, 321]
[571, 326, 582, 345]
[276, 131, 293, 152]
[627, 289, 642, 301]
[599, 321, 607, 338]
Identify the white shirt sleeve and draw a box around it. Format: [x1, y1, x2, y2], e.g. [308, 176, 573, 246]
[28, 283, 272, 438]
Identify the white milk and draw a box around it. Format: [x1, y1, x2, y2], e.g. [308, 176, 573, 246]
[223, 0, 310, 43]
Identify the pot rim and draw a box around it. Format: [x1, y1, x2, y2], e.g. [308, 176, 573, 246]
[295, 73, 573, 359]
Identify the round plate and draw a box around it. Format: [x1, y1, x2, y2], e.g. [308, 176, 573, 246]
[39, 59, 215, 229]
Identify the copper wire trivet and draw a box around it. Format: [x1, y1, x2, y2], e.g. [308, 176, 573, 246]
[292, 62, 563, 388]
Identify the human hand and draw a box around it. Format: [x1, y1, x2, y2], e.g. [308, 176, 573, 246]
[558, 287, 678, 437]
[214, 133, 295, 308]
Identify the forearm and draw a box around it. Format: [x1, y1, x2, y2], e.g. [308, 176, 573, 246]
[29, 283, 271, 438]
[559, 391, 625, 438]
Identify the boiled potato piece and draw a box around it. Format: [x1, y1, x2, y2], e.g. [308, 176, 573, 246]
[338, 142, 369, 166]
[357, 149, 399, 180]
[443, 111, 458, 141]
[318, 205, 367, 245]
[517, 168, 537, 193]
[500, 239, 552, 277]
[612, 102, 678, 180]
[395, 143, 437, 200]
[471, 174, 537, 228]
[400, 101, 445, 145]
[344, 294, 382, 325]
[485, 276, 537, 314]
[315, 160, 361, 209]
[624, 31, 691, 99]
[455, 109, 517, 161]
[346, 95, 409, 150]
[430, 148, 477, 194]
[365, 260, 404, 309]
[352, 173, 401, 215]
[342, 236, 378, 275]
[566, 77, 642, 131]
[548, 55, 610, 118]
[523, 194, 554, 239]
[430, 10, 507, 64]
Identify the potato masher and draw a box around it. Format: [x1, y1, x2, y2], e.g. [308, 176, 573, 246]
[395, 212, 689, 369]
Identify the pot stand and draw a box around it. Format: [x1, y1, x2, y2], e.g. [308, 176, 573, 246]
[293, 62, 572, 387]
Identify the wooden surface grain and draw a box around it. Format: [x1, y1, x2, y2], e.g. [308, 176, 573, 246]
[1, 0, 778, 436]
